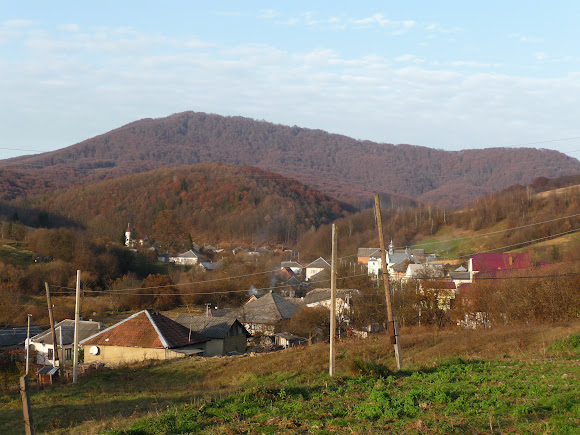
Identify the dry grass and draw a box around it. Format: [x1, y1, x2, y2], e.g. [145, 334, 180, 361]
[1, 320, 578, 434]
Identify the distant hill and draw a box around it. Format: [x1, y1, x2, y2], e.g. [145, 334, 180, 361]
[13, 163, 353, 247]
[2, 111, 579, 206]
[297, 174, 580, 260]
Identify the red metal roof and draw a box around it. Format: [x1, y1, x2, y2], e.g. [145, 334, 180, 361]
[471, 253, 533, 277]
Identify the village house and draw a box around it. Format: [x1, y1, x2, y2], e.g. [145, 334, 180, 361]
[0, 325, 43, 354]
[163, 313, 250, 357]
[420, 280, 457, 311]
[280, 260, 304, 275]
[403, 263, 445, 281]
[469, 253, 533, 281]
[449, 266, 471, 288]
[274, 332, 307, 348]
[302, 288, 358, 322]
[305, 257, 331, 280]
[80, 310, 207, 366]
[170, 249, 205, 266]
[359, 242, 437, 279]
[199, 260, 223, 271]
[235, 292, 299, 337]
[28, 320, 104, 366]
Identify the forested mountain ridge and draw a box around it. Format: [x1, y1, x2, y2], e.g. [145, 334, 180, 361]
[11, 163, 353, 247]
[2, 111, 579, 206]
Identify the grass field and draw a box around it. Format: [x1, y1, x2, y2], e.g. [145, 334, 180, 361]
[0, 322, 578, 434]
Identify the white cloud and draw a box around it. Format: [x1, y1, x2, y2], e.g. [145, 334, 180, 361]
[58, 24, 80, 32]
[2, 19, 34, 29]
[352, 13, 392, 27]
[395, 54, 424, 63]
[509, 33, 543, 43]
[1, 23, 579, 159]
[258, 9, 279, 20]
[451, 60, 501, 68]
[426, 23, 462, 34]
[211, 10, 243, 17]
[534, 52, 548, 61]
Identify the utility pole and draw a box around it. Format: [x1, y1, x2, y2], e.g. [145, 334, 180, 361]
[25, 314, 31, 376]
[73, 270, 81, 383]
[374, 194, 403, 370]
[20, 375, 34, 435]
[44, 282, 58, 367]
[329, 224, 337, 377]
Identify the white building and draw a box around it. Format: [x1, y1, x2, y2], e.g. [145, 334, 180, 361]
[28, 320, 104, 366]
[169, 249, 204, 266]
[305, 257, 331, 280]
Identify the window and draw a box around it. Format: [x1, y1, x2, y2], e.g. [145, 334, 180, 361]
[47, 348, 53, 360]
[65, 348, 72, 360]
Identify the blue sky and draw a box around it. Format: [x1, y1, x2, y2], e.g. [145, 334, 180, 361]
[1, 1, 580, 160]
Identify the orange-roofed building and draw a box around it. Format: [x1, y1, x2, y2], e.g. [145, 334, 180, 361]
[81, 310, 207, 366]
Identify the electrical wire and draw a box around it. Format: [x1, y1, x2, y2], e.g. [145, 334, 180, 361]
[406, 213, 580, 248]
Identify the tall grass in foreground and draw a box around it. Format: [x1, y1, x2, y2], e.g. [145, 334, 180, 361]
[0, 323, 578, 434]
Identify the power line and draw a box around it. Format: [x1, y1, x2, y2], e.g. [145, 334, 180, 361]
[408, 213, 580, 248]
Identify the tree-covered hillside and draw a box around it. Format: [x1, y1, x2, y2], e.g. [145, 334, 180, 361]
[2, 111, 579, 206]
[12, 163, 353, 247]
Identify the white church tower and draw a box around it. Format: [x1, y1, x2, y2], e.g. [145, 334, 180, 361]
[125, 223, 131, 247]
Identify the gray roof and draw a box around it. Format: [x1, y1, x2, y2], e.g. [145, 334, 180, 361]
[454, 266, 468, 272]
[405, 263, 445, 278]
[200, 261, 222, 270]
[37, 366, 59, 375]
[176, 249, 203, 259]
[30, 320, 104, 345]
[449, 271, 471, 280]
[163, 314, 249, 339]
[398, 248, 425, 255]
[210, 308, 233, 317]
[303, 288, 358, 305]
[237, 292, 299, 325]
[306, 257, 331, 269]
[308, 268, 331, 285]
[387, 252, 419, 265]
[358, 248, 381, 258]
[0, 326, 43, 347]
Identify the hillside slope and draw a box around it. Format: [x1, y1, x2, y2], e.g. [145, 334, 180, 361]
[15, 163, 353, 247]
[2, 111, 579, 206]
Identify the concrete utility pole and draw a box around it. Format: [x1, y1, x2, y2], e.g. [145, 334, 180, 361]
[73, 270, 81, 383]
[374, 194, 403, 370]
[44, 282, 58, 367]
[26, 314, 31, 376]
[329, 224, 337, 377]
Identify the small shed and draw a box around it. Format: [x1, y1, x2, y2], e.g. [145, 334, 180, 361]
[274, 332, 307, 348]
[37, 365, 59, 386]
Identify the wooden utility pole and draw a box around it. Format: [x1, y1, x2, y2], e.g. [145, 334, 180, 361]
[73, 270, 81, 383]
[44, 282, 58, 366]
[20, 375, 34, 435]
[329, 224, 337, 377]
[374, 194, 403, 369]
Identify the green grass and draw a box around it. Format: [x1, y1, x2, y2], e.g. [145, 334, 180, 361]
[1, 324, 578, 434]
[548, 333, 580, 359]
[109, 358, 579, 434]
[413, 227, 478, 259]
[0, 241, 35, 267]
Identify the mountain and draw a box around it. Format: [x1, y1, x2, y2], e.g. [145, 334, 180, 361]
[2, 111, 579, 206]
[12, 163, 353, 246]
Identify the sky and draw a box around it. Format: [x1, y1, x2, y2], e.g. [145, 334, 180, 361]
[1, 1, 580, 161]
